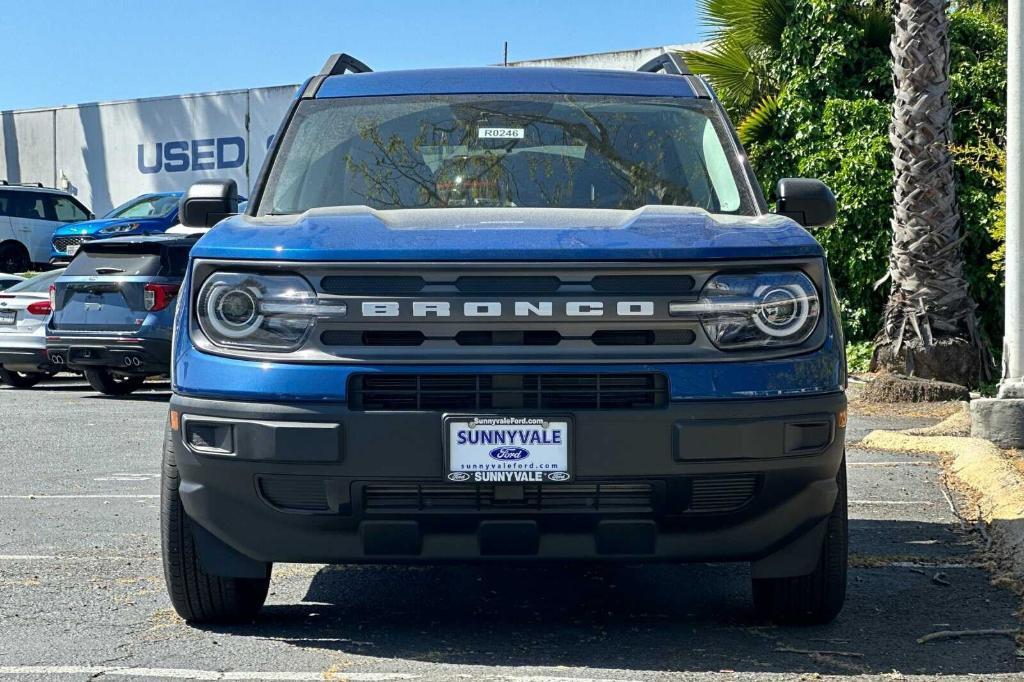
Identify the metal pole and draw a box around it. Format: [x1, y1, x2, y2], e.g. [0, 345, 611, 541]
[1000, 0, 1024, 397]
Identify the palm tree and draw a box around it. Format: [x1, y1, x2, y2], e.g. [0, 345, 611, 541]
[872, 0, 990, 386]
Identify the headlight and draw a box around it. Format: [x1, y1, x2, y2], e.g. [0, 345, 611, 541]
[99, 223, 141, 235]
[196, 272, 324, 352]
[670, 271, 820, 350]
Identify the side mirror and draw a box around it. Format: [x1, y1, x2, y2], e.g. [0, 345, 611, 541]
[180, 179, 240, 228]
[775, 178, 837, 229]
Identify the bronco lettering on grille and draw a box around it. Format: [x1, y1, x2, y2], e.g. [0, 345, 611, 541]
[359, 301, 656, 317]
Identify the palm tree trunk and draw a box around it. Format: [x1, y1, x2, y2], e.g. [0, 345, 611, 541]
[872, 0, 990, 387]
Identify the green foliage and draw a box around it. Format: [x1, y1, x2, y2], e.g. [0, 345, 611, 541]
[846, 341, 875, 374]
[691, 0, 1008, 345]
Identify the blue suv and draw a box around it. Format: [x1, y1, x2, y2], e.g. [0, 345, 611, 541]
[50, 192, 183, 264]
[162, 54, 847, 625]
[46, 234, 195, 394]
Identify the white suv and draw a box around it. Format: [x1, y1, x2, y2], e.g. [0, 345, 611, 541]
[0, 182, 92, 272]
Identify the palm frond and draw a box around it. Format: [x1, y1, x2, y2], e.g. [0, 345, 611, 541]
[848, 4, 892, 50]
[697, 0, 789, 51]
[737, 93, 781, 145]
[683, 39, 756, 110]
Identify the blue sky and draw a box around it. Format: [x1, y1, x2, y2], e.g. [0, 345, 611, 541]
[1, 0, 703, 111]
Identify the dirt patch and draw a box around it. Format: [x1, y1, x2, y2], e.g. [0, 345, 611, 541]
[856, 373, 970, 403]
[849, 396, 963, 420]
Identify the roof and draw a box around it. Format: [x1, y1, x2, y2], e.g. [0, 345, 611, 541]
[82, 233, 199, 251]
[0, 184, 73, 196]
[315, 66, 698, 99]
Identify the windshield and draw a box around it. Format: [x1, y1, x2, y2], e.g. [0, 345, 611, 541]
[258, 95, 753, 216]
[104, 194, 179, 219]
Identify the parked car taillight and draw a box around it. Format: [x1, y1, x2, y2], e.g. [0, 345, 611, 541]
[27, 301, 52, 316]
[144, 283, 180, 312]
[48, 284, 55, 311]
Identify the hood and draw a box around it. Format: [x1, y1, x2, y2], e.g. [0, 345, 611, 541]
[52, 216, 169, 237]
[191, 206, 824, 262]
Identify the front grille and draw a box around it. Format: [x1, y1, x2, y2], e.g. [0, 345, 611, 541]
[363, 482, 656, 514]
[688, 475, 759, 513]
[53, 236, 91, 253]
[321, 329, 695, 348]
[258, 476, 329, 511]
[349, 373, 669, 411]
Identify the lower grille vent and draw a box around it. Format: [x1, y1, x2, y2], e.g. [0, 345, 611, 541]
[258, 476, 329, 511]
[349, 373, 669, 411]
[363, 483, 655, 513]
[688, 475, 758, 513]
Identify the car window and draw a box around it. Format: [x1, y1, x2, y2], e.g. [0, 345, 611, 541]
[259, 94, 754, 216]
[50, 196, 89, 222]
[0, 191, 10, 217]
[6, 192, 48, 221]
[64, 244, 191, 277]
[4, 269, 64, 293]
[105, 195, 179, 219]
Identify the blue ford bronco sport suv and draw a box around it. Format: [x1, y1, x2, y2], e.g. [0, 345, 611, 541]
[163, 53, 847, 625]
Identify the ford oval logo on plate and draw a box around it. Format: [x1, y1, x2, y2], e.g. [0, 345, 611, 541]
[547, 471, 571, 482]
[489, 446, 530, 461]
[447, 472, 471, 482]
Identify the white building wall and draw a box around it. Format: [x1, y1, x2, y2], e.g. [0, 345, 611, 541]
[2, 85, 296, 215]
[507, 44, 704, 71]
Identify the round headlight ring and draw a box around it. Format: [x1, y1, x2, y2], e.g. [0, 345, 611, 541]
[203, 282, 264, 339]
[753, 284, 810, 338]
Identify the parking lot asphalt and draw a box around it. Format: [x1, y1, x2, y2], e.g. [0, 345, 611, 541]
[1, 376, 1022, 681]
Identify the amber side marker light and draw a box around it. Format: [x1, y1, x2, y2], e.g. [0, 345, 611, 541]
[837, 408, 848, 429]
[169, 410, 180, 432]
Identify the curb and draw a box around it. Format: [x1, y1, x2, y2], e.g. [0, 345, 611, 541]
[861, 409, 1024, 583]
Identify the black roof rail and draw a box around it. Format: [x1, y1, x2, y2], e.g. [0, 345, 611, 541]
[637, 52, 691, 76]
[0, 180, 44, 188]
[319, 53, 373, 76]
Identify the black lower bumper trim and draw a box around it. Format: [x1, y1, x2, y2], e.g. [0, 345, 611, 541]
[47, 336, 170, 375]
[0, 348, 56, 373]
[169, 391, 846, 572]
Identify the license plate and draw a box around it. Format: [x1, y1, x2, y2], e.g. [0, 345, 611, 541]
[0, 310, 15, 325]
[66, 244, 79, 256]
[445, 416, 571, 483]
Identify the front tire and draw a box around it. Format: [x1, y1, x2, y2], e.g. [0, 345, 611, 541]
[161, 427, 270, 623]
[83, 368, 146, 395]
[0, 368, 45, 388]
[0, 242, 29, 273]
[752, 458, 848, 624]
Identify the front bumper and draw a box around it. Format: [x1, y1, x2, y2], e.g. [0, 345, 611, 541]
[47, 335, 171, 375]
[170, 391, 846, 574]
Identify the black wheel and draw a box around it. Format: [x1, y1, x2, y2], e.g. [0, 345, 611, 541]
[752, 458, 848, 624]
[83, 368, 146, 395]
[161, 427, 270, 623]
[0, 368, 45, 388]
[0, 242, 30, 274]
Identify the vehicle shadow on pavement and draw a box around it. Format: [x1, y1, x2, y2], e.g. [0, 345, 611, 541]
[196, 519, 1022, 676]
[82, 390, 171, 402]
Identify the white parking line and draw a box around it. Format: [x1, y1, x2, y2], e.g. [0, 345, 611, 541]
[0, 669, 415, 681]
[0, 668, 639, 682]
[0, 555, 159, 562]
[848, 461, 935, 467]
[850, 500, 935, 505]
[0, 494, 158, 499]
